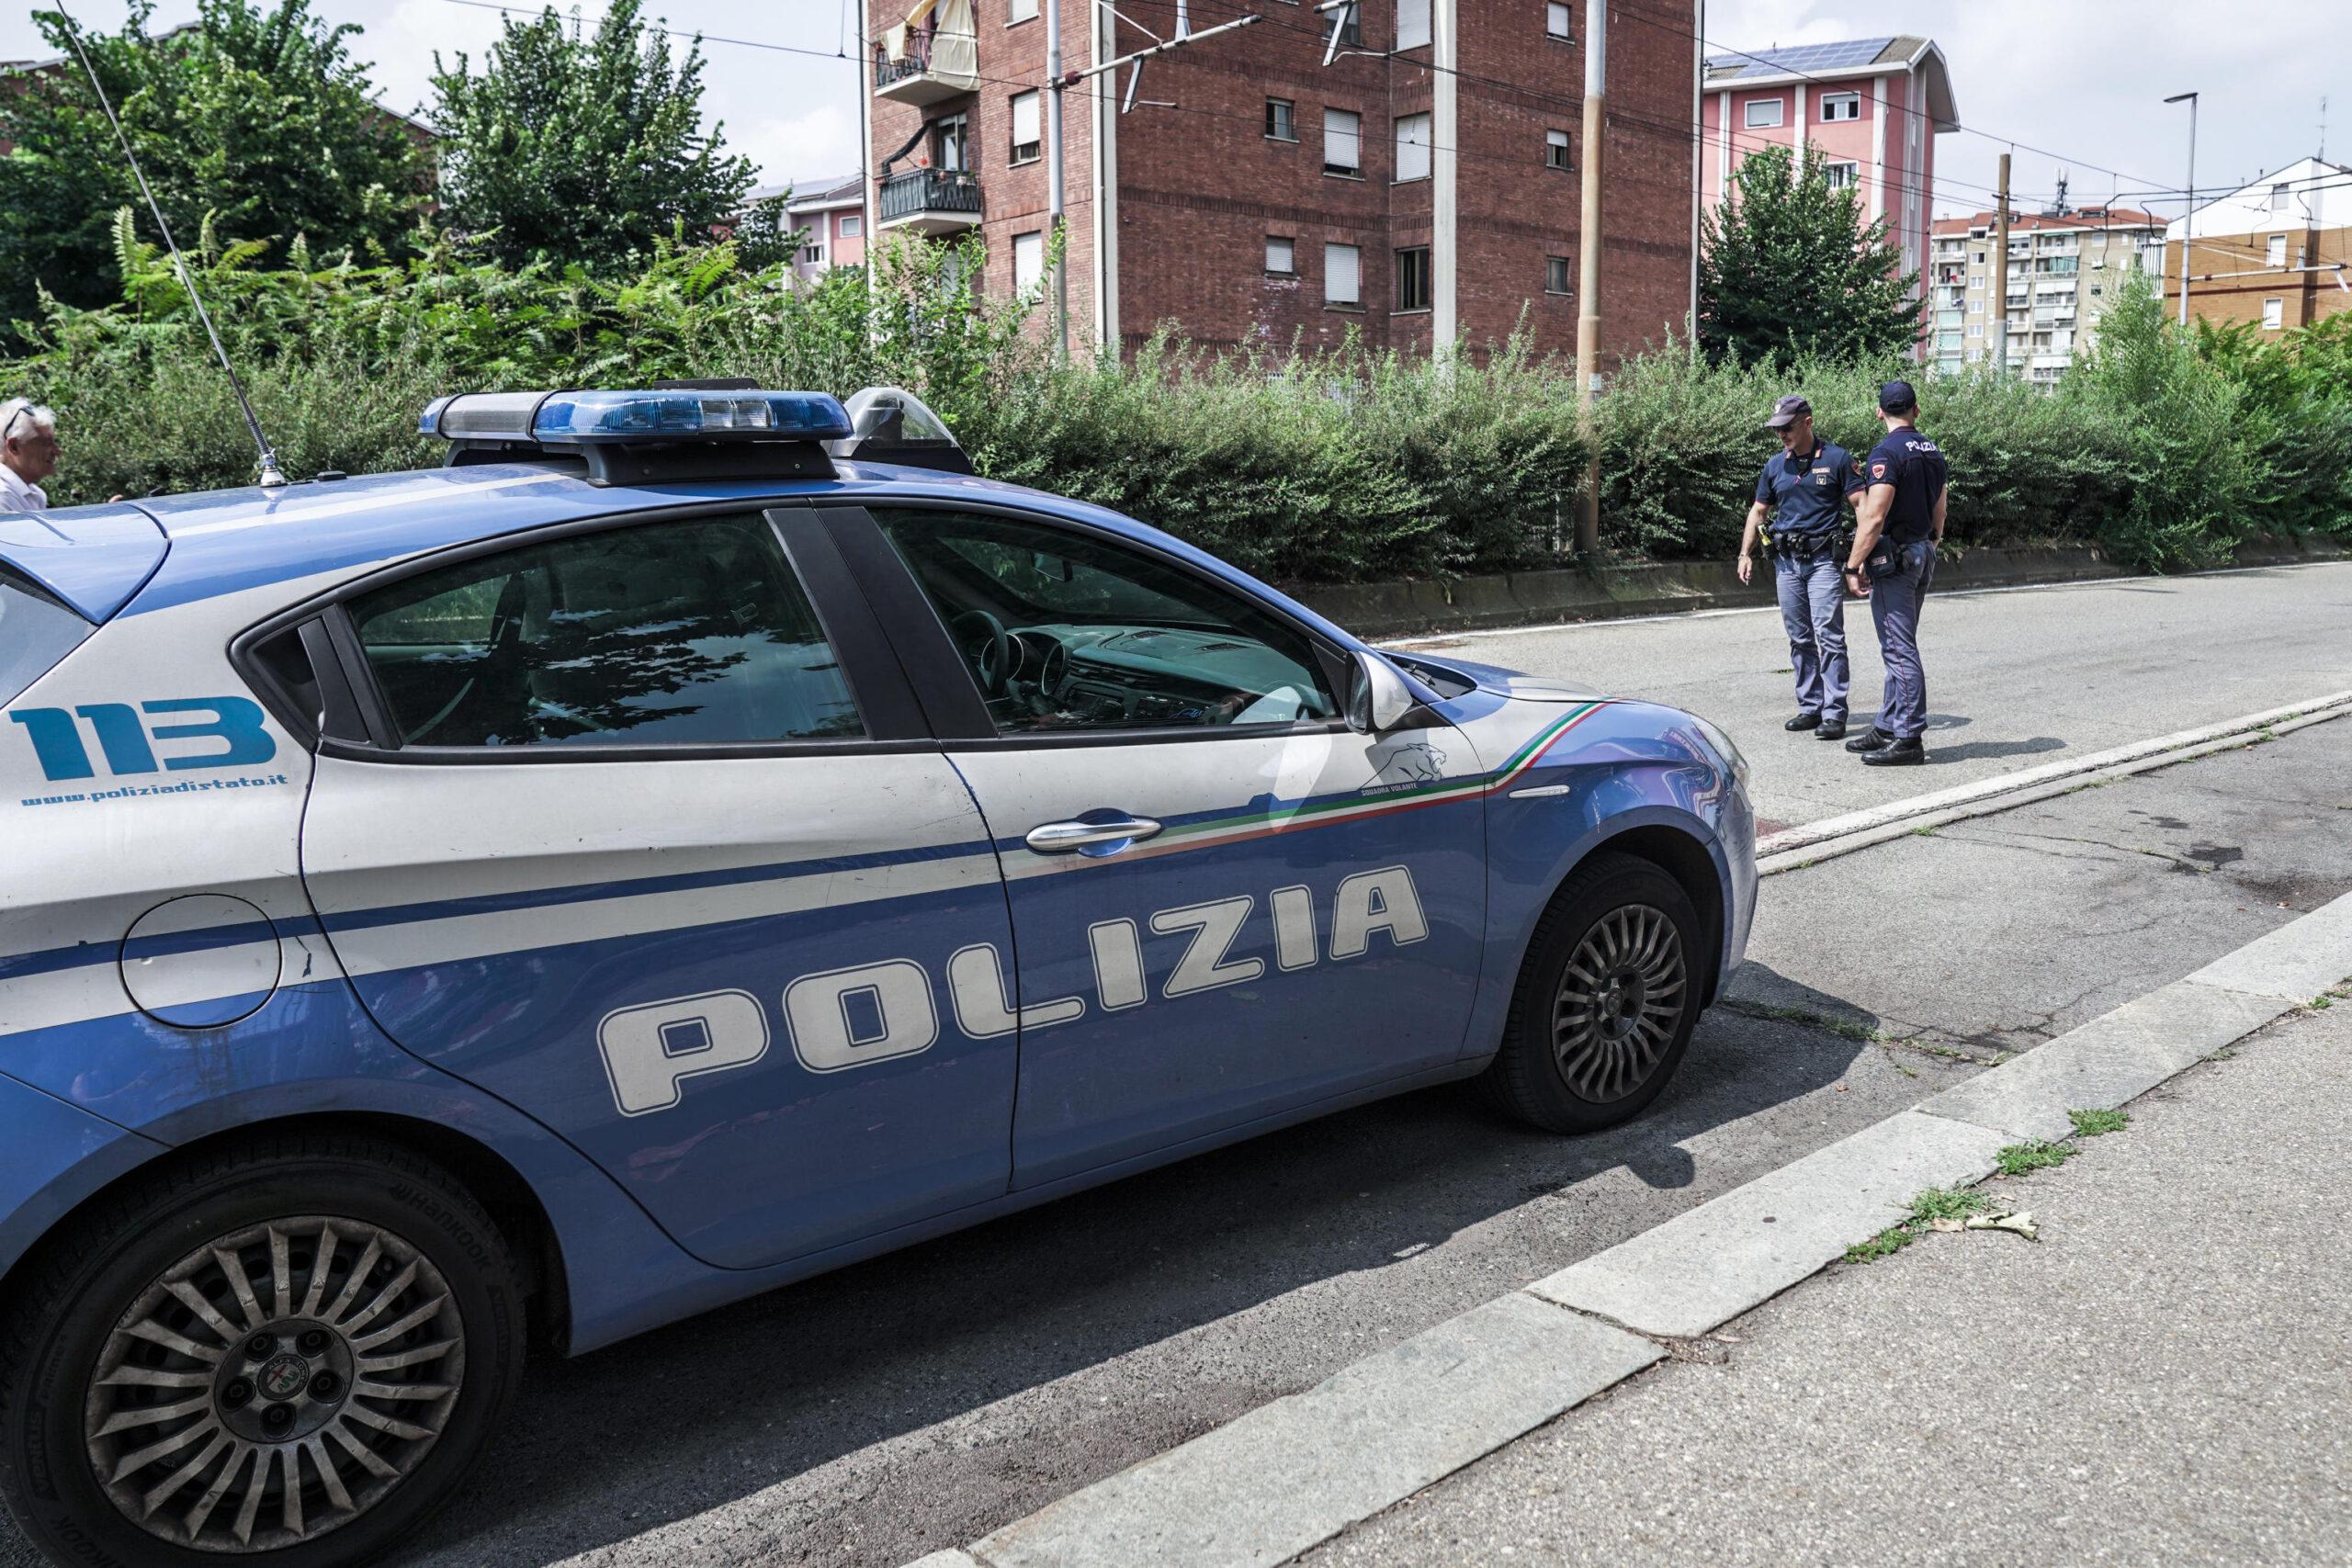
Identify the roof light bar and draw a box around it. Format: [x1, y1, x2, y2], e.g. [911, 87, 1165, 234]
[420, 389, 854, 446]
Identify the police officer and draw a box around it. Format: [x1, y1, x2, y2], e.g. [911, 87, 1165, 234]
[1739, 394, 1865, 741]
[1843, 380, 1949, 766]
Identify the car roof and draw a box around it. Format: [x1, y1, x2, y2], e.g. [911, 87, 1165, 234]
[111, 460, 1363, 651]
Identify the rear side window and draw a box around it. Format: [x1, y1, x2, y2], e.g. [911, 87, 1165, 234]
[0, 567, 91, 706]
[348, 513, 864, 749]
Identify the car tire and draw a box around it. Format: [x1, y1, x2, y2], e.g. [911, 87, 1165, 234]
[0, 1131, 526, 1568]
[1481, 852, 1706, 1134]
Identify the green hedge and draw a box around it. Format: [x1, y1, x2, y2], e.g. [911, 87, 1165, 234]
[10, 230, 2347, 582]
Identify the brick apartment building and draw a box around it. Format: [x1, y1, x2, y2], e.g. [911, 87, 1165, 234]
[1699, 36, 1956, 332]
[1927, 206, 2164, 383]
[2165, 157, 2352, 334]
[860, 0, 1699, 363]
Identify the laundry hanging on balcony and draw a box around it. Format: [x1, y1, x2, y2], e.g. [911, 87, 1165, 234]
[886, 0, 979, 90]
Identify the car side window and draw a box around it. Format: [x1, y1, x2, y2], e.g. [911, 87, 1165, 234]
[349, 513, 864, 749]
[870, 507, 1339, 735]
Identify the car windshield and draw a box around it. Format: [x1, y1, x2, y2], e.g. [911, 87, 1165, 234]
[0, 567, 91, 707]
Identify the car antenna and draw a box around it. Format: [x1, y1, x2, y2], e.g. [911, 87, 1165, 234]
[55, 4, 288, 488]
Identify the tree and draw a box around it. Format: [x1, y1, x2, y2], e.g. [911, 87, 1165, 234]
[0, 0, 432, 332]
[429, 0, 757, 272]
[1697, 144, 1923, 368]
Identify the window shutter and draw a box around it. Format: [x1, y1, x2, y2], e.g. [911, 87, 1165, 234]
[1325, 243, 1360, 304]
[1396, 0, 1430, 50]
[1396, 114, 1430, 182]
[1011, 91, 1041, 147]
[1324, 109, 1361, 172]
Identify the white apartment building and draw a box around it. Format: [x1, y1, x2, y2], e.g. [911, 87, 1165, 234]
[1928, 206, 2165, 384]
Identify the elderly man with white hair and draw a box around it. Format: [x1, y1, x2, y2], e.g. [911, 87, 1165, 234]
[0, 398, 60, 512]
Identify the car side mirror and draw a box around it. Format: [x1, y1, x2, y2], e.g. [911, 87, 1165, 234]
[1346, 649, 1417, 736]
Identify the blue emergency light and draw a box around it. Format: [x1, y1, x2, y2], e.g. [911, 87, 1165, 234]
[418, 384, 857, 486]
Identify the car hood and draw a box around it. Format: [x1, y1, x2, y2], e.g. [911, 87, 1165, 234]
[1388, 649, 1604, 705]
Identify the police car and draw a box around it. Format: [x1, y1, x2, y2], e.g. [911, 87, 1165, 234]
[0, 385, 1754, 1566]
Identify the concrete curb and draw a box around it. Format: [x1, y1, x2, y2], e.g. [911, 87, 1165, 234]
[1757, 697, 2352, 875]
[903, 890, 2352, 1568]
[1290, 539, 2352, 640]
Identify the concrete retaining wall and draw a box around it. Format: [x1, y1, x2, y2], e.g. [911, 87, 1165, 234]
[1285, 536, 2352, 640]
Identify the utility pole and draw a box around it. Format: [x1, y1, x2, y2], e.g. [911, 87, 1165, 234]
[1046, 0, 1069, 360]
[1689, 0, 1702, 355]
[2165, 91, 2199, 326]
[1990, 152, 2010, 377]
[1571, 0, 1606, 554]
[1052, 8, 1259, 360]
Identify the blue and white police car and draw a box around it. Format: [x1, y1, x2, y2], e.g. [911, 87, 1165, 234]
[0, 385, 1753, 1565]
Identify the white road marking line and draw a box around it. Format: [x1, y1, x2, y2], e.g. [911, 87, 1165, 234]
[1373, 558, 2352, 648]
[888, 890, 2352, 1568]
[1756, 688, 2352, 860]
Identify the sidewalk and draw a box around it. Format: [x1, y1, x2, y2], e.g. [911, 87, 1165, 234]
[1301, 999, 2352, 1567]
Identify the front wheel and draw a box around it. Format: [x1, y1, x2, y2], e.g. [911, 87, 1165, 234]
[1482, 852, 1707, 1134]
[0, 1133, 526, 1568]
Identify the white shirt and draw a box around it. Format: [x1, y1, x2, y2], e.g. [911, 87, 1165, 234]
[0, 463, 47, 513]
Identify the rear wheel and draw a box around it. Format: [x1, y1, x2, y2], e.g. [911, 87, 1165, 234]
[0, 1133, 525, 1567]
[1482, 852, 1706, 1134]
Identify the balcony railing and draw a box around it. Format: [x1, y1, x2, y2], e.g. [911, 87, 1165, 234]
[874, 28, 979, 107]
[877, 166, 983, 234]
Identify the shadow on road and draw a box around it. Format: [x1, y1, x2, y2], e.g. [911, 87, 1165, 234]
[386, 968, 1881, 1567]
[1929, 736, 2067, 762]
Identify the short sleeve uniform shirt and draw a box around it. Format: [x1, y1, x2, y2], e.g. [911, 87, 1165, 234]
[1752, 441, 1862, 541]
[1862, 430, 1948, 546]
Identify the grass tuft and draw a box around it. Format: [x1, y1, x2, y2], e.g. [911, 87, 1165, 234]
[1996, 1139, 2072, 1176]
[2066, 1108, 2130, 1137]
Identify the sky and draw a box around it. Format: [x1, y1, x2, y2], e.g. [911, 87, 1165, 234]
[0, 0, 2342, 221]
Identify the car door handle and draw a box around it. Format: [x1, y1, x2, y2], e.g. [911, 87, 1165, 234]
[1024, 816, 1165, 854]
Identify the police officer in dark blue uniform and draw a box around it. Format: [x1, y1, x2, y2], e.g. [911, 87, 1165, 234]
[1844, 380, 1949, 766]
[1739, 394, 1865, 740]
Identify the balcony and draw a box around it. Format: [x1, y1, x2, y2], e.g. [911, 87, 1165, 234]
[878, 166, 983, 235]
[874, 28, 979, 107]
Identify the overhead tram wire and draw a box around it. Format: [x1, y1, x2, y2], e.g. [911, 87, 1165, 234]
[436, 0, 2061, 232]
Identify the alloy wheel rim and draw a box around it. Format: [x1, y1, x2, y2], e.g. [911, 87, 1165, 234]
[83, 1215, 465, 1553]
[1552, 903, 1687, 1103]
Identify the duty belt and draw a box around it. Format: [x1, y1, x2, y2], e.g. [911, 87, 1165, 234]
[1771, 531, 1848, 560]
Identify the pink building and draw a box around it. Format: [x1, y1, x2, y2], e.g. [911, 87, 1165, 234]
[749, 175, 869, 285]
[1700, 37, 1959, 335]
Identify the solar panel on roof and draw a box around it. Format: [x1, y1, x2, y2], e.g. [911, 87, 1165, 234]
[1723, 36, 1894, 77]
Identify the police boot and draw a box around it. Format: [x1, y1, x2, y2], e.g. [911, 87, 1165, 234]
[1844, 726, 1894, 753]
[1860, 737, 1926, 766]
[1815, 720, 1848, 740]
[1784, 712, 1822, 731]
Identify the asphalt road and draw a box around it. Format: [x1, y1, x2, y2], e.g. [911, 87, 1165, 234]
[1393, 560, 2352, 830]
[6, 569, 2348, 1568]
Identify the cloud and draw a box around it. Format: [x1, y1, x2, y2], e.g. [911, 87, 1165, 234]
[730, 102, 861, 190]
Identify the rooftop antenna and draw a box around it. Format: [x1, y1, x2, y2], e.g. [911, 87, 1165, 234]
[56, 2, 286, 488]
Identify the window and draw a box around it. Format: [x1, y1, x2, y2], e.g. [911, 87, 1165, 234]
[1824, 162, 1858, 190]
[2263, 298, 2284, 331]
[801, 242, 826, 266]
[0, 567, 89, 708]
[1010, 90, 1041, 164]
[349, 516, 861, 750]
[1969, 272, 1983, 288]
[1973, 249, 1985, 263]
[1396, 0, 1430, 50]
[1967, 322, 1983, 337]
[1819, 91, 1860, 122]
[1544, 128, 1571, 171]
[1323, 108, 1362, 175]
[1266, 97, 1296, 141]
[933, 111, 969, 172]
[1395, 246, 1430, 310]
[1395, 112, 1431, 181]
[2267, 234, 2288, 266]
[1545, 254, 1572, 295]
[1334, 2, 1363, 44]
[840, 214, 863, 238]
[1545, 2, 1572, 40]
[1266, 235, 1296, 275]
[1325, 242, 1361, 305]
[870, 510, 1339, 735]
[2271, 182, 2291, 212]
[1744, 98, 1784, 130]
[1012, 230, 1045, 296]
[1009, 0, 1038, 18]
